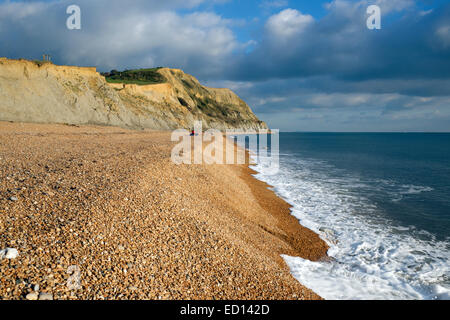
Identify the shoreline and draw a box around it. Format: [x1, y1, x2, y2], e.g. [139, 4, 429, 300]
[239, 165, 329, 262]
[0, 121, 328, 300]
[227, 136, 328, 263]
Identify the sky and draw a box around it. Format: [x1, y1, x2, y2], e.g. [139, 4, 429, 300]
[1, 0, 450, 132]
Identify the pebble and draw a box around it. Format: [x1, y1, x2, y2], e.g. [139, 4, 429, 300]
[0, 248, 19, 259]
[9, 196, 18, 201]
[38, 293, 53, 300]
[25, 292, 39, 300]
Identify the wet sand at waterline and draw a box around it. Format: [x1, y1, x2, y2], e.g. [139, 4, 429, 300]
[0, 122, 328, 300]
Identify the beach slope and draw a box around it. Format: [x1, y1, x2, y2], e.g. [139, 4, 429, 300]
[0, 122, 327, 300]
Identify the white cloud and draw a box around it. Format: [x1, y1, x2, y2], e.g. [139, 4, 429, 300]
[372, 0, 415, 13]
[0, 1, 47, 19]
[266, 9, 314, 39]
[324, 0, 415, 16]
[0, 0, 239, 74]
[254, 96, 287, 106]
[436, 25, 450, 48]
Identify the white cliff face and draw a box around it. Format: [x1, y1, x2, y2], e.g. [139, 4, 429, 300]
[0, 58, 267, 131]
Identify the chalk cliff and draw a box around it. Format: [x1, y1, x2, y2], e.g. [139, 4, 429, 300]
[0, 58, 267, 130]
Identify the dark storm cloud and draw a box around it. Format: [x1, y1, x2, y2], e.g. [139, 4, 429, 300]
[226, 1, 450, 84]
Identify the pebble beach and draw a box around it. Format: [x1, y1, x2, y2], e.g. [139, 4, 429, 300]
[0, 122, 328, 300]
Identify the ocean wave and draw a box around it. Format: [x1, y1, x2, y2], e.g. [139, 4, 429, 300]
[251, 155, 450, 300]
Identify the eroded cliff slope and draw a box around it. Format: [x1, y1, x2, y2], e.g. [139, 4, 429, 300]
[0, 58, 267, 130]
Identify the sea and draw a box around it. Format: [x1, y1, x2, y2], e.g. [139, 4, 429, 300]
[246, 132, 450, 300]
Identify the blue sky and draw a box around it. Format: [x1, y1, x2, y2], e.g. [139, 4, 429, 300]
[1, 0, 450, 131]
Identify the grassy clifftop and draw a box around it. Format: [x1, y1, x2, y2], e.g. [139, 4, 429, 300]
[102, 68, 166, 85]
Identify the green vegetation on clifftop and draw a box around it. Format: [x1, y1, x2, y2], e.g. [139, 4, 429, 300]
[102, 68, 166, 85]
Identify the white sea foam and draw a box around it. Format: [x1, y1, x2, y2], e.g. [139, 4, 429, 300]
[251, 154, 450, 300]
[400, 185, 434, 195]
